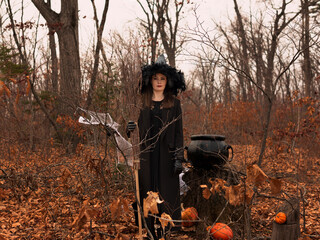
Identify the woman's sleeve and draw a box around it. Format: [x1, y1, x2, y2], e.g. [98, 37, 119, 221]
[138, 110, 143, 142]
[175, 100, 184, 158]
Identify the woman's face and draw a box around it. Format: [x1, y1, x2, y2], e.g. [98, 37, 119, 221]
[151, 73, 167, 93]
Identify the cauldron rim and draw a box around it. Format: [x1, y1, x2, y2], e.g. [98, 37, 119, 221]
[190, 134, 225, 141]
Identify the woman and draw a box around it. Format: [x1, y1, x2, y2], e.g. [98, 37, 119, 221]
[131, 55, 186, 239]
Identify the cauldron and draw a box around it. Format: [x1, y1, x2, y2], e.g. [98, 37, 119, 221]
[186, 134, 233, 168]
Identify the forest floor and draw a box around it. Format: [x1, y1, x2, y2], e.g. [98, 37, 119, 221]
[0, 142, 319, 239]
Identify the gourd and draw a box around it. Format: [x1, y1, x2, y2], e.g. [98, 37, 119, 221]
[275, 212, 287, 224]
[208, 222, 233, 240]
[181, 207, 198, 227]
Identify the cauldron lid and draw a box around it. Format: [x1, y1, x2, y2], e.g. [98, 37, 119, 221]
[190, 134, 225, 141]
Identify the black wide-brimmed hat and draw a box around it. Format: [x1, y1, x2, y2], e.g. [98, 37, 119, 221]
[140, 54, 186, 96]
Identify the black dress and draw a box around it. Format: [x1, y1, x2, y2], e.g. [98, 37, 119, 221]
[150, 100, 163, 194]
[137, 98, 183, 239]
[143, 100, 164, 238]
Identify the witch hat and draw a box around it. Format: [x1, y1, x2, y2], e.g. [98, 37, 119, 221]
[140, 54, 186, 96]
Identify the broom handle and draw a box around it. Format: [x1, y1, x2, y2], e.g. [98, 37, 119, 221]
[134, 166, 143, 239]
[128, 131, 142, 240]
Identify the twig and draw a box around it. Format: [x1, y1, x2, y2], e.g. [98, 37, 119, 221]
[0, 168, 8, 178]
[255, 192, 286, 201]
[91, 231, 116, 238]
[303, 234, 320, 239]
[147, 213, 203, 223]
[83, 230, 116, 239]
[212, 200, 229, 225]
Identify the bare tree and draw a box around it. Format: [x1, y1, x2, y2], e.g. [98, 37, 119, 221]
[233, 0, 253, 102]
[86, 0, 110, 109]
[32, 0, 81, 115]
[301, 0, 314, 97]
[4, 0, 64, 145]
[137, 0, 188, 66]
[105, 30, 145, 121]
[47, 0, 58, 93]
[191, 53, 220, 111]
[188, 0, 302, 166]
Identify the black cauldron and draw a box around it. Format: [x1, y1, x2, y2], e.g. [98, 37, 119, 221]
[186, 134, 233, 169]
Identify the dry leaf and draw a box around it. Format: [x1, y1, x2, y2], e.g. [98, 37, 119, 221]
[298, 237, 312, 240]
[209, 178, 227, 194]
[60, 168, 72, 185]
[9, 78, 17, 83]
[225, 184, 242, 206]
[26, 77, 31, 95]
[245, 187, 254, 205]
[200, 185, 211, 199]
[3, 85, 11, 97]
[12, 222, 22, 228]
[109, 198, 130, 220]
[143, 191, 163, 218]
[115, 233, 131, 240]
[178, 234, 191, 238]
[159, 212, 175, 229]
[85, 207, 99, 219]
[71, 202, 99, 230]
[15, 91, 20, 105]
[0, 81, 5, 95]
[109, 198, 121, 220]
[0, 81, 10, 97]
[0, 188, 7, 200]
[269, 177, 282, 195]
[247, 164, 268, 186]
[71, 205, 88, 231]
[0, 234, 6, 240]
[225, 183, 254, 206]
[121, 198, 130, 213]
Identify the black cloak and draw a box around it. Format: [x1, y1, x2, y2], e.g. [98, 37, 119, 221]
[138, 97, 184, 224]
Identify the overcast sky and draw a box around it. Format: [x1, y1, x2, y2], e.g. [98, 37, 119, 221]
[1, 0, 243, 73]
[77, 0, 236, 45]
[75, 0, 240, 71]
[78, 0, 235, 32]
[4, 0, 300, 72]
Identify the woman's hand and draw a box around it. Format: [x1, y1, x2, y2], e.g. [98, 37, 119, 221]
[173, 159, 183, 175]
[172, 149, 183, 175]
[126, 121, 136, 138]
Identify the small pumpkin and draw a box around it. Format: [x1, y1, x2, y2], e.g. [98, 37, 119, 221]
[181, 207, 198, 227]
[208, 223, 233, 240]
[275, 212, 287, 224]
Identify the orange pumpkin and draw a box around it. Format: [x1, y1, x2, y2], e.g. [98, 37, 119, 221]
[208, 223, 233, 240]
[181, 207, 198, 227]
[275, 212, 287, 224]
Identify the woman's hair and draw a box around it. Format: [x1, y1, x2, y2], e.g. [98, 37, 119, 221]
[141, 77, 175, 108]
[140, 55, 185, 108]
[140, 59, 186, 96]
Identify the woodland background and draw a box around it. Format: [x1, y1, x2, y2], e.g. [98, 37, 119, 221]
[0, 0, 319, 239]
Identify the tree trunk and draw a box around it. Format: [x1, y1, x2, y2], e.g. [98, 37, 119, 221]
[49, 30, 58, 93]
[86, 0, 110, 109]
[57, 29, 81, 113]
[258, 98, 272, 166]
[32, 0, 81, 115]
[57, 1, 81, 114]
[223, 68, 232, 105]
[181, 167, 242, 239]
[233, 0, 250, 101]
[301, 0, 313, 97]
[271, 198, 300, 240]
[47, 0, 58, 93]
